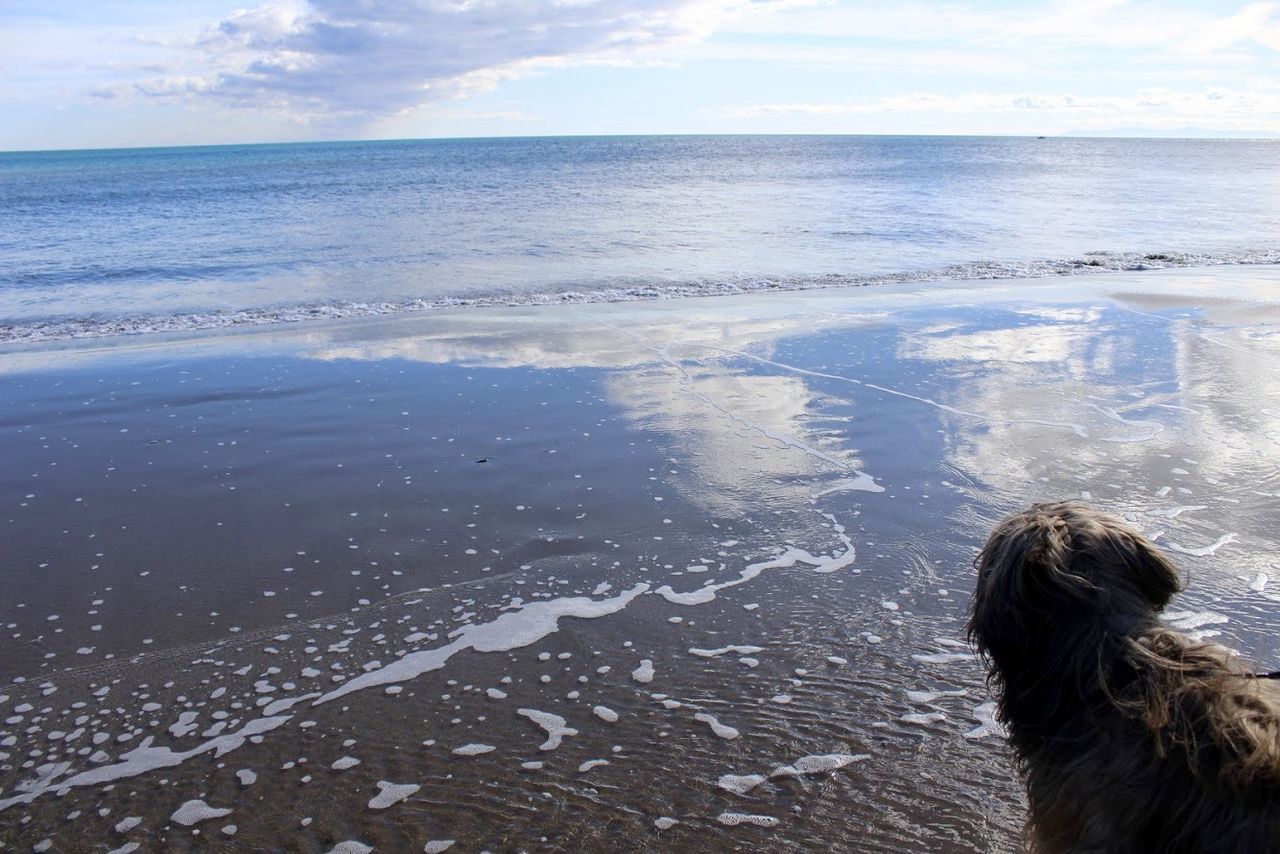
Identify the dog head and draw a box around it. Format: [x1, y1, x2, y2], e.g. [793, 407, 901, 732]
[968, 501, 1182, 676]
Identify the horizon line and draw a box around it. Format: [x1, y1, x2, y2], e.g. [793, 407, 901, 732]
[3, 129, 1278, 156]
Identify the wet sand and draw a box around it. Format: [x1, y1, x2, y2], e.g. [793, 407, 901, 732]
[3, 266, 1280, 851]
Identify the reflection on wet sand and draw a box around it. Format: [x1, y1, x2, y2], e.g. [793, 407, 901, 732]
[312, 303, 890, 516]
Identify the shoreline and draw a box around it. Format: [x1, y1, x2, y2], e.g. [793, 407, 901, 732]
[3, 252, 1278, 348]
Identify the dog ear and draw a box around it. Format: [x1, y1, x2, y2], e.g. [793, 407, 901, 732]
[1103, 524, 1182, 610]
[968, 509, 1097, 661]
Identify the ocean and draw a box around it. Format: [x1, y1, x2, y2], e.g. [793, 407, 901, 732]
[2, 135, 1277, 342]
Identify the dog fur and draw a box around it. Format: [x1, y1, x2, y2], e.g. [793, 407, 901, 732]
[968, 501, 1280, 853]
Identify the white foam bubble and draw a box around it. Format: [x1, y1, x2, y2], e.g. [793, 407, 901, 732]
[451, 743, 495, 756]
[1145, 504, 1207, 519]
[331, 756, 360, 770]
[769, 753, 868, 779]
[578, 759, 610, 772]
[905, 689, 966, 704]
[901, 712, 947, 726]
[327, 843, 373, 854]
[368, 780, 420, 810]
[718, 773, 768, 795]
[423, 842, 456, 853]
[170, 798, 232, 826]
[719, 753, 868, 796]
[168, 711, 200, 738]
[717, 812, 780, 827]
[592, 705, 619, 723]
[1165, 533, 1238, 557]
[631, 659, 655, 684]
[813, 473, 885, 496]
[517, 708, 578, 751]
[688, 646, 764, 658]
[963, 701, 1007, 740]
[1165, 610, 1230, 631]
[693, 712, 739, 740]
[910, 652, 972, 665]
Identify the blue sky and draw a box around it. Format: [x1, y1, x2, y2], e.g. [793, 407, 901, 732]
[2, 0, 1277, 150]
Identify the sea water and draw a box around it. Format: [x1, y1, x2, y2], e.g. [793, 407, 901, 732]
[2, 135, 1278, 342]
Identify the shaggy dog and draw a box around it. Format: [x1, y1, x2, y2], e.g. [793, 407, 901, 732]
[968, 501, 1280, 853]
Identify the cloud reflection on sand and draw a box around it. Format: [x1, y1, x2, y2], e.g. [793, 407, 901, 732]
[295, 272, 1280, 546]
[306, 304, 889, 515]
[897, 289, 1280, 597]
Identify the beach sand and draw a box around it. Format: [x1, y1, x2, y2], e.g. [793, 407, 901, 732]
[2, 265, 1279, 851]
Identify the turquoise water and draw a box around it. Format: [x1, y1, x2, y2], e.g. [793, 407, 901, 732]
[2, 135, 1278, 340]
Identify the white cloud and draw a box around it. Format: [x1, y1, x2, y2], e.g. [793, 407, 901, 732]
[686, 42, 1022, 73]
[716, 0, 1280, 56]
[1169, 1, 1279, 54]
[125, 0, 757, 121]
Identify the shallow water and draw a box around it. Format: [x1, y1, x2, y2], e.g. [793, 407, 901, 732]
[3, 136, 1279, 342]
[2, 267, 1279, 850]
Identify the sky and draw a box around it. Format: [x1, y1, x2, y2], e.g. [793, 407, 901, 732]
[2, 0, 1278, 150]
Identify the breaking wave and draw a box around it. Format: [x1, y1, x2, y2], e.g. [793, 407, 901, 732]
[2, 249, 1277, 345]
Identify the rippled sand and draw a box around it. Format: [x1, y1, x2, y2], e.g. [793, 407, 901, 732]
[3, 266, 1279, 851]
